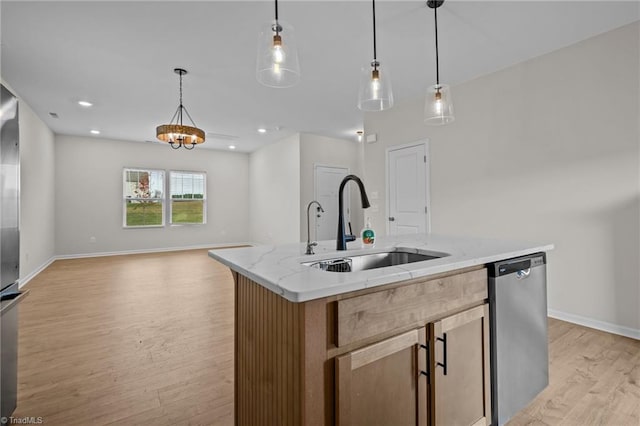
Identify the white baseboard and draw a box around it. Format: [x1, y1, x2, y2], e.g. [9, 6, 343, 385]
[548, 308, 640, 340]
[56, 242, 254, 260]
[18, 256, 56, 289]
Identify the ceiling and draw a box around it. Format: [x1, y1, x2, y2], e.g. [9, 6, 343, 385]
[2, 1, 638, 152]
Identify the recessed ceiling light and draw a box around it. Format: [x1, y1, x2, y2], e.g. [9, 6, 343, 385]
[228, 145, 236, 150]
[90, 130, 100, 135]
[78, 100, 93, 107]
[257, 128, 267, 134]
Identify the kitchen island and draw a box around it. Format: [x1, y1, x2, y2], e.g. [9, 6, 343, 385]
[209, 234, 553, 426]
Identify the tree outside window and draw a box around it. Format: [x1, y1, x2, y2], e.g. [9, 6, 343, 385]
[123, 169, 165, 227]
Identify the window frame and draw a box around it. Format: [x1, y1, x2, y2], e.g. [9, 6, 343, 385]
[122, 168, 166, 228]
[168, 170, 207, 226]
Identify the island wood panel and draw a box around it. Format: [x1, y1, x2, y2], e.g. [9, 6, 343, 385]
[336, 268, 488, 347]
[234, 274, 330, 426]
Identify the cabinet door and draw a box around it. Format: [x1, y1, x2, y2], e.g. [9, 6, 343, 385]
[429, 304, 491, 426]
[336, 329, 428, 426]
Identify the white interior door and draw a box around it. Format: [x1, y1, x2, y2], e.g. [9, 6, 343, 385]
[314, 165, 349, 241]
[387, 143, 428, 235]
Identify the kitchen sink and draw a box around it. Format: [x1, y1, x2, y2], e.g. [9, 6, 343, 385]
[301, 249, 448, 273]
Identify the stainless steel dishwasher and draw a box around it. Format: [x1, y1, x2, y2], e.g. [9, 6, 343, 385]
[489, 253, 548, 426]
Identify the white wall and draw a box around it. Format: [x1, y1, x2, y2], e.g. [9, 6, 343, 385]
[249, 133, 300, 244]
[55, 135, 250, 255]
[364, 22, 640, 334]
[299, 133, 364, 242]
[13, 87, 56, 283]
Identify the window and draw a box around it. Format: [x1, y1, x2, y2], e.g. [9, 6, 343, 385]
[123, 169, 165, 227]
[169, 171, 206, 224]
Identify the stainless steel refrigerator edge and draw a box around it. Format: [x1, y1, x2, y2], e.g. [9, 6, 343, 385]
[1, 84, 20, 292]
[1, 83, 22, 420]
[489, 253, 549, 425]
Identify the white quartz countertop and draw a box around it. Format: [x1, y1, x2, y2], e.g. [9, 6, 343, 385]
[208, 234, 553, 303]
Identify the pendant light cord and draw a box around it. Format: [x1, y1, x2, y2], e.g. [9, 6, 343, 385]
[273, 0, 282, 35]
[434, 5, 440, 86]
[372, 0, 378, 65]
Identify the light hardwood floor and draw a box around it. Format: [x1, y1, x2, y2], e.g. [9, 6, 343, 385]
[14, 250, 235, 425]
[12, 250, 640, 425]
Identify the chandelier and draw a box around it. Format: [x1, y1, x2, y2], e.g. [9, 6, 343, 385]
[156, 68, 205, 150]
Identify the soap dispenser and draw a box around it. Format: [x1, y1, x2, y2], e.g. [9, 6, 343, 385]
[361, 217, 376, 248]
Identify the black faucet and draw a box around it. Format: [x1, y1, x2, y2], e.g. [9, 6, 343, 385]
[336, 174, 371, 250]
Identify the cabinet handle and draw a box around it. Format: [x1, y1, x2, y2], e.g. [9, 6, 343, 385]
[419, 343, 429, 377]
[436, 333, 448, 376]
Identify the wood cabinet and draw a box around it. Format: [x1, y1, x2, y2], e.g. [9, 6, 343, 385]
[232, 266, 490, 426]
[429, 304, 491, 426]
[335, 329, 428, 426]
[334, 304, 491, 426]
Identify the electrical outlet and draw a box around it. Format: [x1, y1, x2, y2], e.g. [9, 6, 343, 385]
[370, 191, 379, 200]
[89, 236, 96, 243]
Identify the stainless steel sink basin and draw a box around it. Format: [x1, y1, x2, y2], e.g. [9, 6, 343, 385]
[302, 249, 448, 272]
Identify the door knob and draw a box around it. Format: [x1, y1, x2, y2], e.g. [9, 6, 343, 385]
[388, 217, 395, 221]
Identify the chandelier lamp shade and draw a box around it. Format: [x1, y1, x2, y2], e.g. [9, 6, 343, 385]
[256, 0, 301, 88]
[358, 0, 394, 111]
[156, 68, 205, 150]
[424, 0, 454, 125]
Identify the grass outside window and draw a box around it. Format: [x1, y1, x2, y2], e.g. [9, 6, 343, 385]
[125, 200, 163, 226]
[171, 200, 204, 224]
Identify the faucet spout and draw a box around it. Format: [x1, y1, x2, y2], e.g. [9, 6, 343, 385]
[336, 175, 370, 251]
[306, 200, 324, 255]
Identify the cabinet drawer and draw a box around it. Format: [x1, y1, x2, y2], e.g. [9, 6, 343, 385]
[336, 268, 487, 347]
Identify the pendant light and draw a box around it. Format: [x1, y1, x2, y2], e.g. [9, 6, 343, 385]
[156, 68, 205, 150]
[424, 0, 454, 125]
[256, 0, 300, 88]
[358, 0, 393, 111]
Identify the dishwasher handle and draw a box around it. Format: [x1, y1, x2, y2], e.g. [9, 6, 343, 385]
[490, 253, 546, 277]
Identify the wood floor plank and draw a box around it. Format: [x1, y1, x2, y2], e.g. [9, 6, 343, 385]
[13, 249, 235, 426]
[12, 251, 640, 425]
[512, 318, 640, 426]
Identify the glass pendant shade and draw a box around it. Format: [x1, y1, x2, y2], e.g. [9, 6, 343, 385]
[424, 0, 454, 126]
[256, 21, 300, 88]
[424, 84, 454, 125]
[358, 62, 394, 111]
